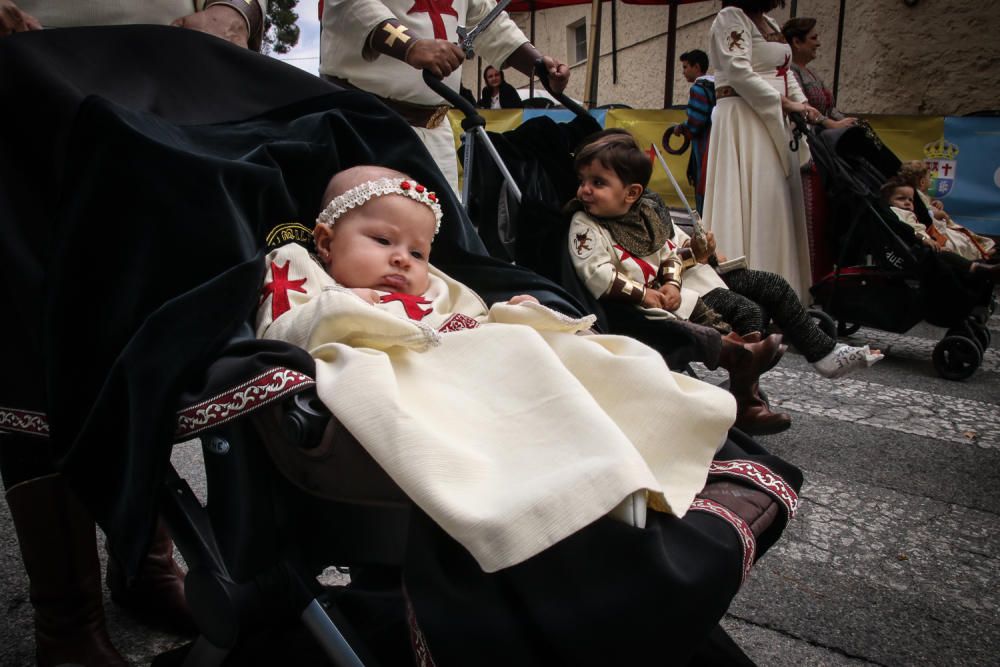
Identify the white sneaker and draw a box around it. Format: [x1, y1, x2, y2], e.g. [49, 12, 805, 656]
[812, 343, 884, 379]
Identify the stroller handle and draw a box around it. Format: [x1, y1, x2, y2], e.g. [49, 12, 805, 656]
[788, 111, 810, 152]
[422, 69, 480, 119]
[532, 59, 589, 119]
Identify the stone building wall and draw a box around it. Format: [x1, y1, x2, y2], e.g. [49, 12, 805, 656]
[463, 0, 1000, 115]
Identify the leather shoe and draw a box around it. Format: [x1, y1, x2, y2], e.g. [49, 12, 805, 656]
[734, 382, 792, 435]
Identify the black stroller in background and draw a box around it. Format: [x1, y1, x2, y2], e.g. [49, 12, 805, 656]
[800, 119, 995, 380]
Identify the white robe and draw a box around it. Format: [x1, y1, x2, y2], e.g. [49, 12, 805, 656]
[256, 244, 736, 573]
[703, 7, 813, 303]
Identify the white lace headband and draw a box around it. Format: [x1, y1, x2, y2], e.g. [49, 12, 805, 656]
[316, 177, 443, 234]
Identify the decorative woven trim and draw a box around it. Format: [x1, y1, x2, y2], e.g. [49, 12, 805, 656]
[689, 497, 756, 585]
[0, 407, 50, 438]
[316, 177, 443, 234]
[709, 459, 799, 518]
[437, 313, 480, 333]
[404, 584, 437, 667]
[174, 367, 314, 439]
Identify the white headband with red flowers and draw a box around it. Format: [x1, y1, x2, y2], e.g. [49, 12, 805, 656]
[316, 177, 443, 235]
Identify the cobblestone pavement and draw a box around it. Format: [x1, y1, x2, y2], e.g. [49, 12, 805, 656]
[1, 312, 997, 666]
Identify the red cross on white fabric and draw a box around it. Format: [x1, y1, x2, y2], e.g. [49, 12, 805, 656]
[381, 292, 434, 320]
[408, 0, 458, 40]
[614, 244, 658, 286]
[261, 260, 307, 320]
[776, 54, 790, 96]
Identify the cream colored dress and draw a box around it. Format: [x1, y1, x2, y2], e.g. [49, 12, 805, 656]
[703, 7, 813, 302]
[257, 244, 736, 573]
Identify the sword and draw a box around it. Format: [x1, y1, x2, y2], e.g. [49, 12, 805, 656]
[456, 0, 513, 60]
[650, 143, 747, 274]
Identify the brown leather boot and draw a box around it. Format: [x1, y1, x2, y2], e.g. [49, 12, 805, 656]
[732, 380, 792, 435]
[719, 333, 792, 435]
[6, 474, 127, 667]
[107, 517, 196, 635]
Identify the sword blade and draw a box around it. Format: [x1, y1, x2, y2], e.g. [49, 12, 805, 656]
[651, 143, 705, 237]
[459, 0, 514, 55]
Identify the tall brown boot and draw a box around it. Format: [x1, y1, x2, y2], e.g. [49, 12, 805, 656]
[5, 474, 127, 667]
[107, 517, 196, 636]
[719, 332, 792, 436]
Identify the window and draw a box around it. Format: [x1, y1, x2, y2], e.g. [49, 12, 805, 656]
[568, 19, 587, 65]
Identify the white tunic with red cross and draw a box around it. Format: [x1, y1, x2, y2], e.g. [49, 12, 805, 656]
[568, 210, 719, 321]
[321, 0, 528, 107]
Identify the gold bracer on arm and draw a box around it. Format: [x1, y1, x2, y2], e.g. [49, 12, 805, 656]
[205, 0, 264, 51]
[676, 246, 699, 269]
[658, 257, 684, 289]
[369, 19, 416, 61]
[604, 272, 646, 304]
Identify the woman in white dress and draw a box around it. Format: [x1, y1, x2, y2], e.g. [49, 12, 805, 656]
[702, 0, 825, 303]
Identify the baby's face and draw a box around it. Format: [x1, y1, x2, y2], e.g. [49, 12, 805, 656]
[889, 186, 915, 212]
[318, 195, 435, 295]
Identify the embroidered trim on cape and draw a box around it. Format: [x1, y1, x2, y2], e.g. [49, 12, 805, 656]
[0, 407, 50, 437]
[174, 368, 314, 439]
[404, 585, 437, 667]
[709, 459, 799, 518]
[689, 497, 756, 585]
[438, 313, 480, 332]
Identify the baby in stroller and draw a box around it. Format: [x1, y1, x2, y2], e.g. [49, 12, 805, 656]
[897, 161, 996, 262]
[882, 177, 999, 280]
[255, 164, 803, 665]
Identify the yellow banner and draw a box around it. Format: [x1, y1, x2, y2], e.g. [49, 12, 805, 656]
[446, 108, 948, 212]
[859, 115, 945, 163]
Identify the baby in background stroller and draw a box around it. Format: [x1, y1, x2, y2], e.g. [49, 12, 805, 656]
[805, 121, 995, 380]
[896, 161, 997, 262]
[255, 164, 802, 665]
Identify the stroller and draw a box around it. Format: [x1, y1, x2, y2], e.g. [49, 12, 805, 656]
[1, 27, 802, 667]
[799, 118, 995, 380]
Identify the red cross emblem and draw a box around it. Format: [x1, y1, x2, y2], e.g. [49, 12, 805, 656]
[261, 260, 307, 320]
[381, 292, 434, 320]
[775, 54, 790, 95]
[408, 0, 458, 41]
[614, 244, 658, 286]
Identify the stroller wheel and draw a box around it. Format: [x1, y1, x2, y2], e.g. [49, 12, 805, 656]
[837, 321, 862, 337]
[807, 309, 837, 339]
[932, 335, 982, 381]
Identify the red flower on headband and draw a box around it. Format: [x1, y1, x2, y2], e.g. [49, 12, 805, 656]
[400, 181, 411, 190]
[428, 193, 437, 202]
[416, 184, 425, 193]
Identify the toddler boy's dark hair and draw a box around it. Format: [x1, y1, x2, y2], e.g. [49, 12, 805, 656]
[574, 129, 653, 190]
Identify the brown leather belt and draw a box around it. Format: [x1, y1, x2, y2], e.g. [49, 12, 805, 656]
[716, 85, 740, 99]
[321, 74, 451, 129]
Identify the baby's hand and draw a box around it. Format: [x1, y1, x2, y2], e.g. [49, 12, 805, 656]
[657, 283, 682, 311]
[920, 237, 941, 252]
[351, 288, 381, 304]
[508, 294, 539, 305]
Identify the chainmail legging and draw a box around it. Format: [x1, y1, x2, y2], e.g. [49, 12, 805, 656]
[701, 269, 836, 362]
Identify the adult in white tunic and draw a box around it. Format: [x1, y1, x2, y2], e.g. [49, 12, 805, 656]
[702, 0, 823, 303]
[320, 0, 569, 195]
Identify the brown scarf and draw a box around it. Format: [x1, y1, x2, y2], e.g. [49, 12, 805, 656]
[568, 191, 674, 257]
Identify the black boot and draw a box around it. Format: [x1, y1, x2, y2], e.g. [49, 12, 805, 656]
[6, 474, 127, 667]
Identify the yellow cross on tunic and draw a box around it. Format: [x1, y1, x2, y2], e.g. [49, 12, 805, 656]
[382, 23, 412, 48]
